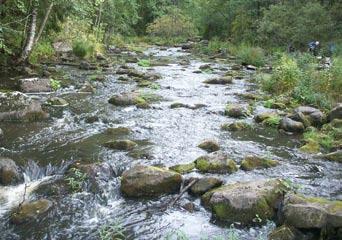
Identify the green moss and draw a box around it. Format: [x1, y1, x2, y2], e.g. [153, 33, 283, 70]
[240, 156, 279, 171]
[299, 140, 320, 153]
[262, 115, 282, 127]
[195, 157, 237, 173]
[221, 121, 250, 131]
[103, 140, 137, 151]
[169, 162, 195, 174]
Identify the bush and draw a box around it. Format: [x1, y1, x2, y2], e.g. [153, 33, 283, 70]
[229, 44, 266, 67]
[72, 40, 94, 59]
[29, 41, 55, 64]
[147, 8, 197, 39]
[262, 54, 301, 94]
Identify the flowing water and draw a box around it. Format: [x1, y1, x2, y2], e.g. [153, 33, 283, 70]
[0, 47, 341, 240]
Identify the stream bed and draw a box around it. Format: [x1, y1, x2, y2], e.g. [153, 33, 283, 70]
[0, 47, 341, 240]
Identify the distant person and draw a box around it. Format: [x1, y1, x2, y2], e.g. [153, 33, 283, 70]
[308, 41, 320, 56]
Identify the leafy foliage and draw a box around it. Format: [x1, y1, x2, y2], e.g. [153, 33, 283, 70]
[65, 168, 87, 193]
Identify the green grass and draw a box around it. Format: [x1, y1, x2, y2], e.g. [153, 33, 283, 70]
[138, 59, 151, 67]
[99, 221, 125, 240]
[29, 40, 55, 64]
[50, 78, 61, 91]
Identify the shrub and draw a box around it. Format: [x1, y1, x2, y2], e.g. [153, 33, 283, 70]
[50, 78, 61, 91]
[235, 45, 266, 67]
[29, 41, 55, 64]
[72, 40, 94, 59]
[262, 54, 301, 94]
[137, 59, 151, 67]
[147, 8, 198, 39]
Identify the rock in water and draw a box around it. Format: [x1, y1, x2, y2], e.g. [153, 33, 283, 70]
[19, 78, 52, 93]
[240, 155, 279, 171]
[10, 199, 53, 225]
[0, 158, 24, 186]
[225, 104, 248, 118]
[198, 140, 220, 153]
[279, 117, 304, 133]
[283, 194, 342, 229]
[120, 165, 182, 197]
[169, 162, 195, 174]
[189, 177, 223, 196]
[203, 76, 233, 85]
[103, 140, 137, 151]
[0, 92, 48, 122]
[201, 179, 285, 225]
[195, 151, 238, 173]
[292, 106, 326, 127]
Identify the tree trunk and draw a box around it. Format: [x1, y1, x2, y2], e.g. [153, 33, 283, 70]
[20, 7, 37, 63]
[35, 2, 53, 44]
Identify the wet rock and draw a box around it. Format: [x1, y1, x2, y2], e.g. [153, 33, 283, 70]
[169, 162, 195, 174]
[299, 140, 320, 154]
[108, 92, 161, 108]
[328, 103, 342, 122]
[268, 225, 304, 240]
[0, 158, 23, 186]
[79, 61, 96, 70]
[283, 194, 342, 229]
[120, 165, 182, 197]
[104, 127, 132, 135]
[231, 65, 242, 71]
[0, 128, 3, 139]
[96, 53, 107, 61]
[225, 104, 248, 118]
[19, 78, 52, 93]
[103, 140, 137, 151]
[33, 178, 69, 197]
[279, 117, 304, 133]
[240, 155, 279, 171]
[293, 106, 326, 127]
[170, 102, 190, 109]
[79, 82, 95, 93]
[322, 150, 342, 163]
[198, 140, 220, 153]
[203, 76, 233, 85]
[90, 74, 105, 82]
[221, 121, 250, 131]
[10, 199, 53, 225]
[182, 202, 196, 213]
[195, 151, 238, 174]
[254, 112, 278, 123]
[46, 97, 68, 106]
[189, 177, 223, 196]
[201, 179, 285, 225]
[181, 42, 194, 50]
[84, 115, 99, 123]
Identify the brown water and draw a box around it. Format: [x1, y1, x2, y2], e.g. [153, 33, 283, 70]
[0, 47, 341, 240]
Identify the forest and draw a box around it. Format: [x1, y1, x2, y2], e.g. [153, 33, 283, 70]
[0, 0, 341, 239]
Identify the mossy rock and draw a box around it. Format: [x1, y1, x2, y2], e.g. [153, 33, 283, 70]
[299, 140, 320, 154]
[221, 121, 249, 131]
[225, 104, 248, 118]
[189, 177, 223, 196]
[103, 139, 137, 151]
[240, 155, 279, 171]
[203, 76, 233, 85]
[283, 194, 342, 229]
[254, 112, 278, 123]
[201, 179, 285, 225]
[104, 127, 132, 136]
[169, 162, 195, 174]
[46, 97, 68, 106]
[198, 140, 220, 153]
[268, 225, 304, 240]
[0, 158, 24, 186]
[195, 151, 238, 174]
[10, 199, 53, 225]
[170, 102, 189, 109]
[120, 165, 182, 198]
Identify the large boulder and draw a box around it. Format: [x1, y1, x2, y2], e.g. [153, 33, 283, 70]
[19, 78, 52, 93]
[120, 165, 182, 197]
[279, 117, 304, 133]
[201, 179, 285, 225]
[108, 92, 161, 109]
[0, 158, 24, 186]
[189, 177, 223, 196]
[10, 199, 53, 225]
[268, 225, 304, 240]
[240, 155, 279, 171]
[283, 194, 342, 229]
[292, 106, 326, 127]
[0, 92, 48, 122]
[195, 151, 238, 174]
[328, 103, 342, 122]
[198, 140, 220, 153]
